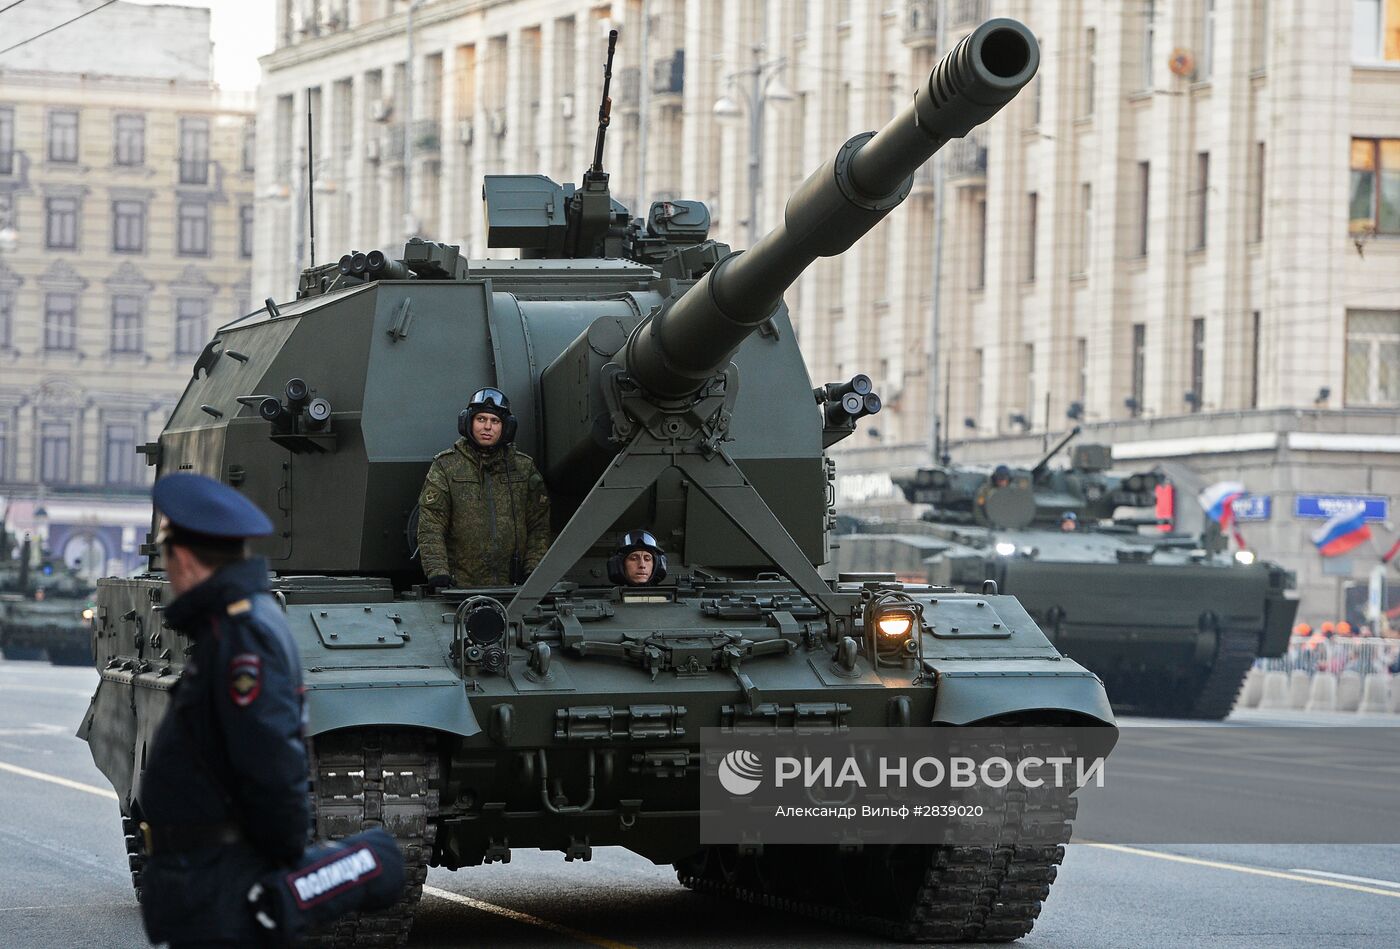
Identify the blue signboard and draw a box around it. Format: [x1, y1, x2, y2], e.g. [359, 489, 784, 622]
[1230, 495, 1272, 521]
[1293, 494, 1389, 521]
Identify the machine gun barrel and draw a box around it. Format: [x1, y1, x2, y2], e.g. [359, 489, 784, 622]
[623, 18, 1038, 399]
[1032, 425, 1082, 478]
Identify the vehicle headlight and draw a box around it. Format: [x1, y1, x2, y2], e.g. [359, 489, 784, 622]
[995, 541, 1017, 557]
[876, 612, 915, 639]
[82, 607, 94, 621]
[1234, 550, 1256, 566]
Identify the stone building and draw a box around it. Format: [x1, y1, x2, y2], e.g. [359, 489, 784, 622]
[0, 0, 254, 577]
[256, 0, 1400, 619]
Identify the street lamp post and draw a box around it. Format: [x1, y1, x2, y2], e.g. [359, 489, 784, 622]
[714, 46, 792, 248]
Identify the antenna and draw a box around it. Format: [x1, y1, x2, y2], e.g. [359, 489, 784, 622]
[588, 29, 619, 177]
[306, 93, 316, 268]
[941, 357, 952, 465]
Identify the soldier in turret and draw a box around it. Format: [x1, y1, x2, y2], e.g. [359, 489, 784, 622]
[607, 529, 668, 586]
[417, 387, 552, 590]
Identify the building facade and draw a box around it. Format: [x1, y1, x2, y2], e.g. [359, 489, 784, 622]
[257, 0, 1400, 618]
[0, 0, 254, 577]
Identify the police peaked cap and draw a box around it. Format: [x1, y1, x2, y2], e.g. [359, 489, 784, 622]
[153, 472, 274, 539]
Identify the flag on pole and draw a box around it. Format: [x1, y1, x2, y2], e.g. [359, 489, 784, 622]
[1312, 502, 1372, 558]
[1197, 481, 1246, 529]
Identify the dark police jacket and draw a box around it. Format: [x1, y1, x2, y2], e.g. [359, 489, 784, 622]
[138, 557, 309, 943]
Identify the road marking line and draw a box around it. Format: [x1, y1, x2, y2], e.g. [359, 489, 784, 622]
[1084, 843, 1400, 899]
[1290, 869, 1400, 890]
[0, 684, 92, 697]
[422, 885, 637, 949]
[0, 760, 117, 800]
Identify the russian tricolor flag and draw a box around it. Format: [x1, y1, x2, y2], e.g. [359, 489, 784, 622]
[1312, 503, 1372, 557]
[1197, 481, 1246, 529]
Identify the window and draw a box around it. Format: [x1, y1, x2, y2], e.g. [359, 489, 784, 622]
[1251, 142, 1266, 242]
[1136, 161, 1150, 256]
[0, 107, 13, 175]
[241, 121, 256, 173]
[114, 114, 145, 166]
[111, 295, 143, 353]
[1201, 0, 1216, 79]
[112, 200, 146, 253]
[1077, 183, 1093, 274]
[1025, 191, 1038, 282]
[1189, 318, 1205, 412]
[1075, 337, 1088, 402]
[973, 197, 987, 289]
[1130, 323, 1146, 416]
[1345, 309, 1400, 406]
[0, 289, 11, 347]
[177, 201, 210, 255]
[239, 203, 254, 258]
[48, 111, 78, 163]
[1350, 138, 1400, 235]
[46, 197, 78, 249]
[44, 293, 77, 350]
[1083, 28, 1096, 116]
[1143, 1, 1157, 89]
[1251, 0, 1270, 71]
[175, 297, 208, 356]
[1193, 152, 1210, 250]
[104, 423, 139, 485]
[179, 118, 211, 184]
[40, 422, 71, 484]
[1250, 310, 1261, 408]
[1352, 0, 1400, 62]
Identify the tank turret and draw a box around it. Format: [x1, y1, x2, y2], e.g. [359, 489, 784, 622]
[896, 429, 1165, 530]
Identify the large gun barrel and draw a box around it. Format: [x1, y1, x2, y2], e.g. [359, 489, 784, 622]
[623, 18, 1038, 399]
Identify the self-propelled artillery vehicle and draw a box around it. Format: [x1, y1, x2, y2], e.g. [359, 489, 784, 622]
[836, 432, 1297, 719]
[80, 21, 1116, 944]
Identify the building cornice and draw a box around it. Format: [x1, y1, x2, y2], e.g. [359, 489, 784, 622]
[261, 0, 493, 74]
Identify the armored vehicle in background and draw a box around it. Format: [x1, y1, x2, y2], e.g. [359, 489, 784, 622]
[0, 531, 94, 665]
[81, 21, 1116, 944]
[836, 432, 1297, 719]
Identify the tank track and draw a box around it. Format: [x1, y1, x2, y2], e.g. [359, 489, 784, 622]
[676, 767, 1076, 942]
[120, 809, 147, 903]
[303, 728, 440, 948]
[1122, 628, 1259, 721]
[1178, 628, 1260, 720]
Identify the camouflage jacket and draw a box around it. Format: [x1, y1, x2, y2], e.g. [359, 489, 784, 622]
[416, 438, 552, 586]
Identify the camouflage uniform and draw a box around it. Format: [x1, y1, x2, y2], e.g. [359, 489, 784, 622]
[417, 437, 551, 586]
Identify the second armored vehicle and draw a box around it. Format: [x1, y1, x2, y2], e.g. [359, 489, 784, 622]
[835, 432, 1298, 719]
[0, 532, 94, 665]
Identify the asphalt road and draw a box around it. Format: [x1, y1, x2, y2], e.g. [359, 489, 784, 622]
[3, 658, 1399, 948]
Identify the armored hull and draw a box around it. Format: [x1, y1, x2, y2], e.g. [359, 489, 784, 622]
[0, 592, 92, 665]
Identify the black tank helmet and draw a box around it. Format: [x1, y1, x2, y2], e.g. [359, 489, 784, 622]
[458, 386, 518, 446]
[606, 529, 668, 585]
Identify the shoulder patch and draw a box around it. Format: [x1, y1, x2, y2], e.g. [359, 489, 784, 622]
[433, 448, 455, 459]
[228, 653, 262, 707]
[227, 598, 253, 616]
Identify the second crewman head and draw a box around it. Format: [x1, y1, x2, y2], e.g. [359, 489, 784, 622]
[458, 386, 518, 450]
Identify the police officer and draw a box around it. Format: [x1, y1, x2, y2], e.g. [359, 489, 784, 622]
[417, 387, 551, 590]
[138, 473, 401, 947]
[607, 529, 668, 586]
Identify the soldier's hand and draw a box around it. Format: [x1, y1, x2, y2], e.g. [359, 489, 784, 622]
[426, 574, 453, 594]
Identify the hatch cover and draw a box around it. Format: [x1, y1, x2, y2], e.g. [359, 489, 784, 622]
[310, 606, 407, 649]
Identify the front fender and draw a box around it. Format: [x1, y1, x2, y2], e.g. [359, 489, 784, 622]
[931, 663, 1115, 726]
[304, 682, 482, 738]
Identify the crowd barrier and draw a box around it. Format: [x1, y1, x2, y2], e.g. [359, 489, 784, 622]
[1238, 637, 1400, 715]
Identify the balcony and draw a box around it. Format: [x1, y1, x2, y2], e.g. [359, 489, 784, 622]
[903, 0, 938, 48]
[652, 51, 684, 106]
